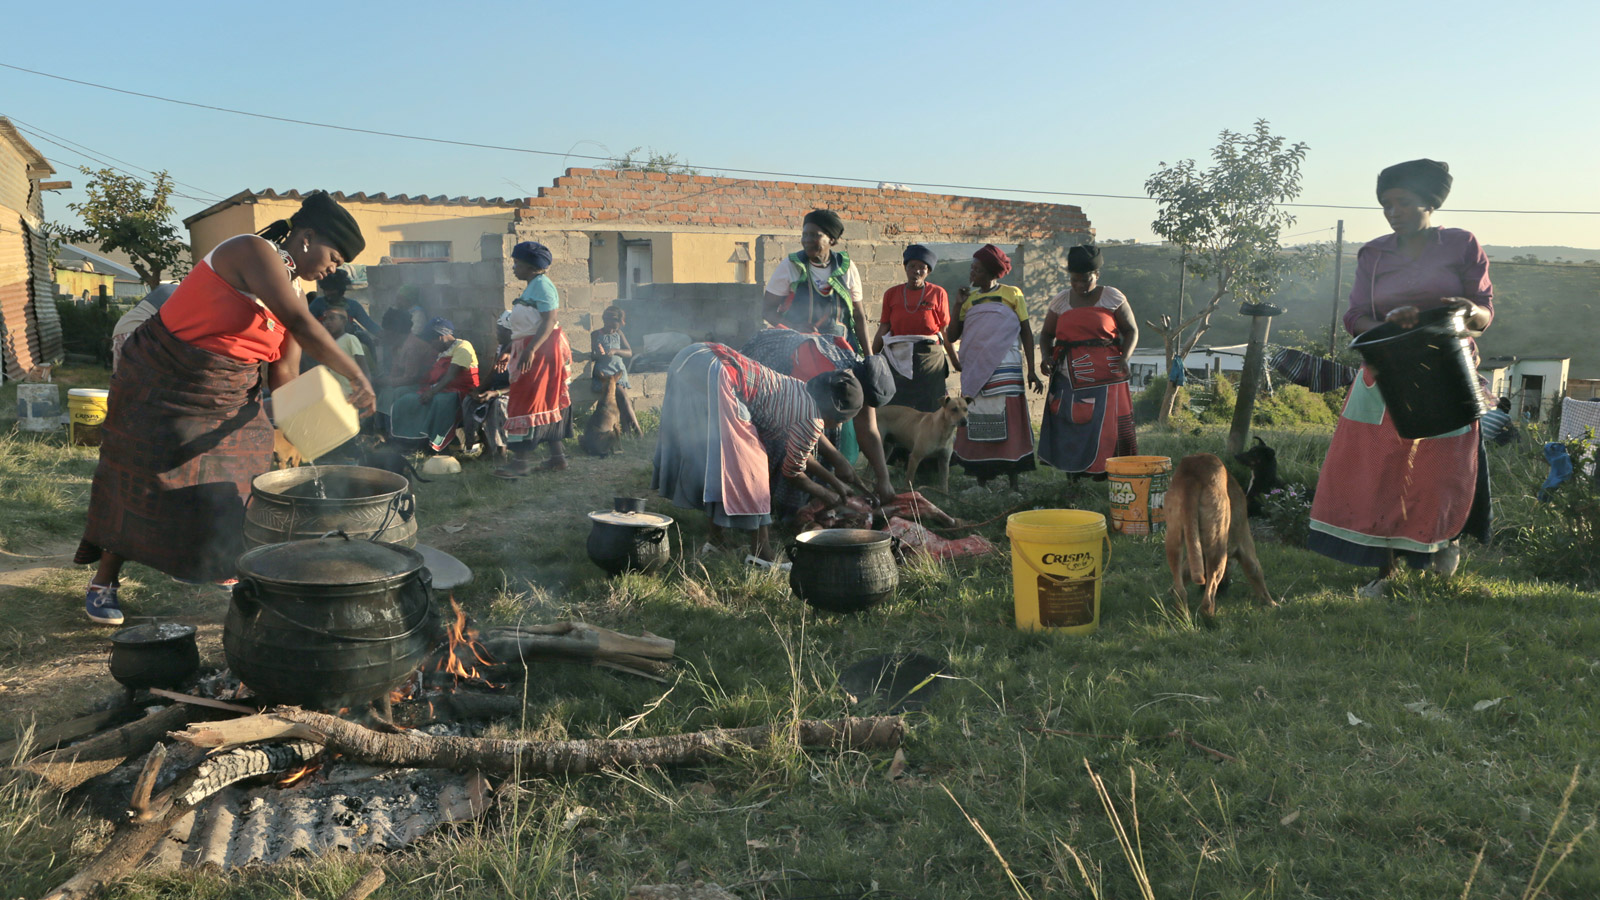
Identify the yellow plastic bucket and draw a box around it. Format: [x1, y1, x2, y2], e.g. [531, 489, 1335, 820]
[1005, 509, 1111, 634]
[1105, 456, 1172, 535]
[68, 388, 110, 447]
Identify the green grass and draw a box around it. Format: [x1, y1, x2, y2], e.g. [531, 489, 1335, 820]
[2, 388, 1598, 898]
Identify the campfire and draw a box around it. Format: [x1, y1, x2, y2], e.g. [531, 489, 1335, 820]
[17, 602, 906, 900]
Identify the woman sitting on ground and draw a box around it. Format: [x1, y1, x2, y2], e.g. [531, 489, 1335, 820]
[591, 305, 641, 436]
[76, 191, 374, 625]
[948, 244, 1043, 491]
[497, 240, 574, 477]
[389, 317, 480, 453]
[873, 243, 957, 412]
[652, 343, 862, 560]
[1307, 159, 1494, 596]
[1037, 244, 1139, 478]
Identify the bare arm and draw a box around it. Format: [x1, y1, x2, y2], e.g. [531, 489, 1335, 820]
[1113, 301, 1139, 357]
[216, 236, 374, 415]
[1020, 318, 1042, 393]
[763, 291, 788, 327]
[1039, 310, 1060, 373]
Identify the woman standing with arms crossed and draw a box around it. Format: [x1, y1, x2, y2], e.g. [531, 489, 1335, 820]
[948, 244, 1043, 491]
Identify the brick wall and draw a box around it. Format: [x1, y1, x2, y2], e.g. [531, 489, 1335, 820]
[517, 168, 1091, 244]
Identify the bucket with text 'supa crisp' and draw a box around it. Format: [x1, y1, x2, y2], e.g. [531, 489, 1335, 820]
[1105, 455, 1172, 536]
[1005, 509, 1110, 635]
[68, 388, 110, 447]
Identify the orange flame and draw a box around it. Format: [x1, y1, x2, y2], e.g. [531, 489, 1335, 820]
[435, 597, 501, 688]
[388, 671, 419, 705]
[276, 762, 319, 788]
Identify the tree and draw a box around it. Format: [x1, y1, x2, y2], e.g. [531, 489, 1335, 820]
[54, 167, 190, 290]
[604, 147, 699, 176]
[1143, 120, 1309, 424]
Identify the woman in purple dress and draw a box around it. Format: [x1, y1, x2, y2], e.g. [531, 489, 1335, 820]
[1306, 159, 1494, 595]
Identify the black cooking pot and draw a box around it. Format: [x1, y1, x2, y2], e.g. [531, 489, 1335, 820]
[1350, 307, 1488, 440]
[245, 465, 417, 549]
[787, 529, 901, 614]
[586, 510, 674, 576]
[108, 623, 200, 691]
[224, 533, 438, 711]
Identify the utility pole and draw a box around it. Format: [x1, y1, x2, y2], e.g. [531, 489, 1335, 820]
[1327, 219, 1344, 355]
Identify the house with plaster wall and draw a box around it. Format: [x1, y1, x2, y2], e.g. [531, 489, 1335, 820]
[0, 117, 64, 379]
[1480, 355, 1570, 422]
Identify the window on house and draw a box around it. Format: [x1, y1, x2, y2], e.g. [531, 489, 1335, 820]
[389, 241, 452, 262]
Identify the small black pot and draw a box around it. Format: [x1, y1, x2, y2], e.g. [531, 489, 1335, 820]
[109, 624, 200, 691]
[587, 511, 674, 576]
[787, 529, 901, 614]
[613, 496, 647, 514]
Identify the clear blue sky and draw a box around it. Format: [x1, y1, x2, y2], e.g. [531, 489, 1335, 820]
[5, 0, 1598, 251]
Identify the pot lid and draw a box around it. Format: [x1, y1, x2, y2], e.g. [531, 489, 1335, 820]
[238, 535, 424, 585]
[109, 623, 197, 645]
[588, 511, 674, 527]
[795, 528, 890, 547]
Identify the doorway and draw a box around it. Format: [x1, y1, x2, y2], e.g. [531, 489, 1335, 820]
[1521, 374, 1544, 422]
[622, 241, 653, 299]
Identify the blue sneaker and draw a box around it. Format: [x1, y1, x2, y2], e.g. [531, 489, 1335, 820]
[85, 583, 123, 625]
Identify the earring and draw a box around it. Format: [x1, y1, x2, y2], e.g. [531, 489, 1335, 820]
[301, 239, 310, 253]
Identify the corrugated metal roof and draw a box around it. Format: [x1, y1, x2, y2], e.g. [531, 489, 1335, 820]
[183, 189, 528, 226]
[1, 208, 36, 378]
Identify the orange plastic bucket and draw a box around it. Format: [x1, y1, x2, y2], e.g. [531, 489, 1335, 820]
[1105, 456, 1172, 535]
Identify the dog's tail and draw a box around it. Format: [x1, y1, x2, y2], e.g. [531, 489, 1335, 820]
[1181, 480, 1206, 585]
[404, 459, 432, 483]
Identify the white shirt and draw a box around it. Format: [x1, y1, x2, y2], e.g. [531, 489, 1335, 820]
[764, 253, 863, 310]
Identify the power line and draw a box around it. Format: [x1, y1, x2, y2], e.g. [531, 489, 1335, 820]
[6, 60, 1600, 217]
[20, 127, 220, 205]
[7, 115, 226, 201]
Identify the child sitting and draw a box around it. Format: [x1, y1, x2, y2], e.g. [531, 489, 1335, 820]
[591, 306, 642, 435]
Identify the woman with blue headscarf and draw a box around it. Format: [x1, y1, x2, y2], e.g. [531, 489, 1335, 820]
[495, 240, 574, 477]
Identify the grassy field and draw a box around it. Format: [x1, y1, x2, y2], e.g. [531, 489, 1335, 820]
[2, 371, 1598, 899]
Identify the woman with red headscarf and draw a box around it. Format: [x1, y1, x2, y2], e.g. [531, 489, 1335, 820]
[947, 244, 1042, 491]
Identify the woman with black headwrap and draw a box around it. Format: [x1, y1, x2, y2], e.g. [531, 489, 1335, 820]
[873, 243, 958, 412]
[76, 191, 375, 625]
[948, 244, 1042, 491]
[762, 209, 869, 353]
[1307, 159, 1495, 596]
[652, 343, 863, 560]
[1037, 244, 1140, 477]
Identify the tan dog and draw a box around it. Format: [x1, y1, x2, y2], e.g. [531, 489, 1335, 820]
[874, 395, 971, 493]
[1164, 453, 1275, 618]
[580, 373, 623, 457]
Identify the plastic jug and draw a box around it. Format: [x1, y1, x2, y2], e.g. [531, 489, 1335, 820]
[271, 366, 359, 461]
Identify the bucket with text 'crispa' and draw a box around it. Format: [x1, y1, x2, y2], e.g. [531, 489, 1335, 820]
[1005, 509, 1110, 635]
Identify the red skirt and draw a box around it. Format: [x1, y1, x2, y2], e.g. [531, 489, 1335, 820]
[506, 328, 572, 439]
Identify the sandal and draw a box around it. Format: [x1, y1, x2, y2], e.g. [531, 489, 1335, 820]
[537, 458, 569, 472]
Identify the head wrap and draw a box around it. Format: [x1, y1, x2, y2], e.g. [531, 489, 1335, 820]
[806, 369, 864, 420]
[496, 310, 513, 329]
[803, 209, 844, 241]
[1066, 244, 1103, 274]
[318, 265, 355, 294]
[1376, 159, 1452, 209]
[512, 241, 553, 269]
[902, 244, 937, 268]
[852, 355, 897, 408]
[381, 308, 412, 332]
[427, 316, 454, 338]
[973, 244, 1012, 278]
[286, 191, 365, 262]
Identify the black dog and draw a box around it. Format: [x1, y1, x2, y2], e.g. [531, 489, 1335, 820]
[1233, 436, 1280, 518]
[358, 436, 431, 484]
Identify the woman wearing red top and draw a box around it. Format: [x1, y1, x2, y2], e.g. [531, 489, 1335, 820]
[76, 191, 375, 625]
[872, 244, 957, 412]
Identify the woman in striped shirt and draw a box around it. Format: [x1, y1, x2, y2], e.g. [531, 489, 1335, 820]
[652, 343, 863, 560]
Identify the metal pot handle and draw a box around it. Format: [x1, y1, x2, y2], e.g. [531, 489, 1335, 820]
[252, 594, 433, 642]
[643, 527, 667, 544]
[890, 535, 906, 565]
[231, 577, 260, 618]
[316, 529, 351, 541]
[785, 541, 800, 562]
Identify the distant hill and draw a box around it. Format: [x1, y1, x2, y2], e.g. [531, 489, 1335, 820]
[1089, 243, 1600, 379]
[1484, 245, 1600, 263]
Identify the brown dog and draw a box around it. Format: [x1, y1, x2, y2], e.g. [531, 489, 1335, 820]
[580, 373, 623, 457]
[1164, 453, 1275, 618]
[874, 395, 971, 493]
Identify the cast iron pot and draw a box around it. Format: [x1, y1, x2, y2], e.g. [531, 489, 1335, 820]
[108, 623, 200, 691]
[245, 465, 418, 549]
[787, 529, 901, 614]
[224, 533, 438, 711]
[586, 510, 674, 576]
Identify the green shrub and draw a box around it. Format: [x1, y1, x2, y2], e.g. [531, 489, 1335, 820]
[54, 298, 119, 366]
[1133, 375, 1196, 429]
[1253, 383, 1338, 427]
[1321, 384, 1349, 418]
[1197, 374, 1236, 425]
[1514, 433, 1600, 588]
